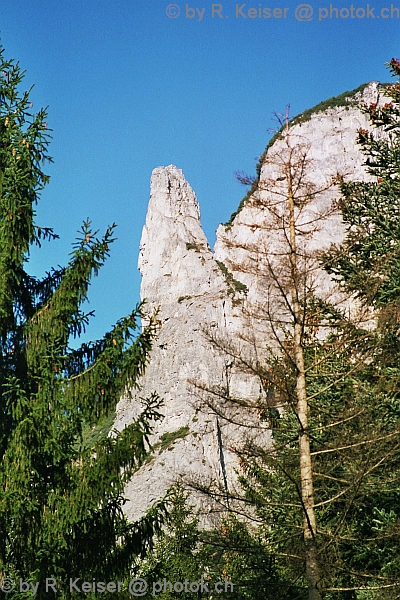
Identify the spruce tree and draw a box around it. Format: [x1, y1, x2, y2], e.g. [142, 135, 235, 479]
[0, 46, 163, 599]
[134, 485, 287, 600]
[134, 486, 207, 599]
[325, 59, 400, 308]
[315, 57, 400, 598]
[200, 80, 400, 598]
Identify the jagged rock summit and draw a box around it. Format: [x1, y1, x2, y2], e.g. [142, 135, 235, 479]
[138, 165, 217, 302]
[115, 164, 261, 522]
[115, 82, 387, 522]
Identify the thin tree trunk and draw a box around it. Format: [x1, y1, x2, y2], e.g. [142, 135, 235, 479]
[287, 177, 322, 600]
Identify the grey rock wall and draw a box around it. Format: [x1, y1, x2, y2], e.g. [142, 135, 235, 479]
[115, 82, 387, 522]
[115, 165, 265, 523]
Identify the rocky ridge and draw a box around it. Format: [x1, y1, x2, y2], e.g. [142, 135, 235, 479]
[115, 82, 386, 522]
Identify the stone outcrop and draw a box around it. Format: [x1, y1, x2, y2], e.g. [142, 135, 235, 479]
[115, 164, 265, 523]
[115, 82, 387, 522]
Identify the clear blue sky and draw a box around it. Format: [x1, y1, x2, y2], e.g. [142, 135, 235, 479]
[1, 0, 398, 342]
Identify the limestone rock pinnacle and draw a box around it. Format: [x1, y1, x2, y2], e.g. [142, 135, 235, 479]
[138, 165, 214, 305]
[115, 82, 389, 523]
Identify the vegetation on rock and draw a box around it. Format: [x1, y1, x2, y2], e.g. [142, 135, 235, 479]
[216, 260, 248, 295]
[225, 82, 372, 228]
[198, 61, 400, 599]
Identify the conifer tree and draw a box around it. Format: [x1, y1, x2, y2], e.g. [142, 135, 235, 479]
[203, 123, 335, 599]
[134, 486, 207, 599]
[325, 59, 400, 308]
[316, 57, 400, 598]
[135, 486, 282, 600]
[0, 46, 163, 599]
[200, 85, 400, 598]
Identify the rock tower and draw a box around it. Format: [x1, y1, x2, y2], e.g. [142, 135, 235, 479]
[115, 82, 386, 522]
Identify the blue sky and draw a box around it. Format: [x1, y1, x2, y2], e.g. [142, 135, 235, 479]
[1, 0, 398, 342]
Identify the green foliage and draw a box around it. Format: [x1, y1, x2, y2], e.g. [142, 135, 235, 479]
[157, 426, 190, 451]
[290, 83, 369, 127]
[134, 486, 208, 599]
[239, 311, 400, 597]
[185, 242, 200, 252]
[326, 176, 400, 306]
[324, 69, 400, 309]
[265, 84, 370, 152]
[309, 58, 400, 595]
[77, 408, 116, 450]
[225, 84, 370, 228]
[0, 46, 165, 598]
[204, 516, 303, 599]
[224, 182, 258, 227]
[135, 487, 292, 599]
[143, 427, 190, 465]
[216, 260, 248, 295]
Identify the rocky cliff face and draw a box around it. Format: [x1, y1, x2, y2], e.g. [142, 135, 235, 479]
[115, 82, 386, 522]
[115, 164, 265, 523]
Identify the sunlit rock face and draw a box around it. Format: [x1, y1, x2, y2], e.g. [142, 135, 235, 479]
[115, 164, 264, 524]
[115, 82, 387, 523]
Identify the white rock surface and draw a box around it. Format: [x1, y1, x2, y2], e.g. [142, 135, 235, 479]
[115, 165, 265, 523]
[115, 83, 388, 522]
